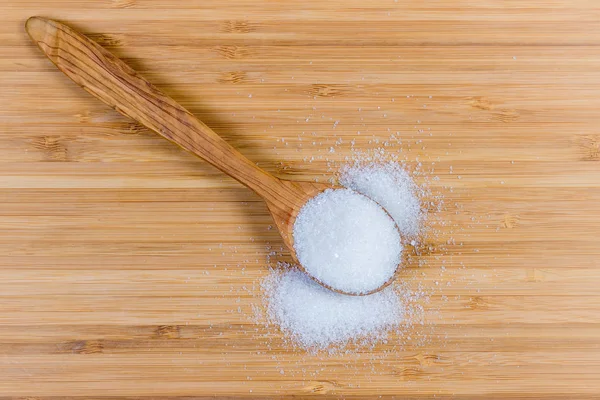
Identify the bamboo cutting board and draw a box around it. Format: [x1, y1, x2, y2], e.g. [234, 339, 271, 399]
[1, 0, 600, 398]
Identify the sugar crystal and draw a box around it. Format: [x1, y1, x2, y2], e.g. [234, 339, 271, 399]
[293, 188, 402, 294]
[263, 269, 404, 350]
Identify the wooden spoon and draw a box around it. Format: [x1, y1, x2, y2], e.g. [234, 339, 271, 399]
[25, 16, 398, 295]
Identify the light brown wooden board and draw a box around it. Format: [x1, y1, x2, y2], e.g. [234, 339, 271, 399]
[1, 0, 600, 398]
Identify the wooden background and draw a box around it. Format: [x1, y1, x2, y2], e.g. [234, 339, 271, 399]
[2, 0, 600, 398]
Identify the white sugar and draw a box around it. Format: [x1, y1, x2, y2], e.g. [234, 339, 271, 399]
[263, 268, 404, 350]
[293, 188, 402, 294]
[263, 160, 424, 352]
[340, 162, 422, 238]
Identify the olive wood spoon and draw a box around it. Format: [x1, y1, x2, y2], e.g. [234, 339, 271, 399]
[25, 16, 398, 295]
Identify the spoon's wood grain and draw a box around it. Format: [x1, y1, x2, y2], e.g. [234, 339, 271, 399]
[25, 16, 329, 271]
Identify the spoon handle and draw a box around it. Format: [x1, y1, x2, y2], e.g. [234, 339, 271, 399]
[26, 17, 283, 199]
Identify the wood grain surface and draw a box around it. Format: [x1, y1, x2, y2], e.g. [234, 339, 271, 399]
[2, 0, 600, 398]
[24, 16, 332, 284]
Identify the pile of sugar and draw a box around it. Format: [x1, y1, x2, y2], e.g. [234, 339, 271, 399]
[262, 161, 423, 351]
[263, 268, 404, 350]
[292, 188, 402, 294]
[340, 162, 422, 238]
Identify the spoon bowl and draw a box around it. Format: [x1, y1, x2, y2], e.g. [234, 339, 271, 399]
[25, 16, 400, 295]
